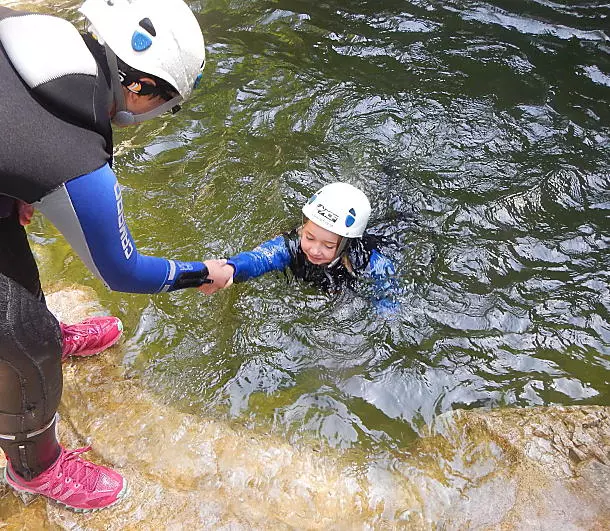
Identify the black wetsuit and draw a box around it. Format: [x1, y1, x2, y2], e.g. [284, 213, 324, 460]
[0, 6, 114, 479]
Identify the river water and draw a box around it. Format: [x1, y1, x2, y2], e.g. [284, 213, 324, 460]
[18, 0, 610, 457]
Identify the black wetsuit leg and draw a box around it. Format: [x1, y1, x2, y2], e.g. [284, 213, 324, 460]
[0, 199, 62, 480]
[0, 197, 44, 301]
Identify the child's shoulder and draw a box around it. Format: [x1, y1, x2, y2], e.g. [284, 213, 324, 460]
[279, 228, 301, 256]
[361, 232, 384, 252]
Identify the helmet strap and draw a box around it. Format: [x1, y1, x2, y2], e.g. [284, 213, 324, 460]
[327, 237, 349, 268]
[104, 44, 132, 125]
[104, 45, 183, 126]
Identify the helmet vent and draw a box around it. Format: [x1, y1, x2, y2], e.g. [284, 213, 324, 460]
[139, 18, 157, 37]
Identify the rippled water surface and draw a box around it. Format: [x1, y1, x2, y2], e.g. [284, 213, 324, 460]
[28, 0, 610, 453]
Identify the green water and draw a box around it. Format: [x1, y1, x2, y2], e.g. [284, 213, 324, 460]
[29, 0, 610, 454]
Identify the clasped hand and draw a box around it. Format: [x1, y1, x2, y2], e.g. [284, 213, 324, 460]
[200, 260, 235, 294]
[18, 200, 233, 296]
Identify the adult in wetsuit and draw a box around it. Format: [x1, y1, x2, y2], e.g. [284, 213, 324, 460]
[0, 0, 220, 511]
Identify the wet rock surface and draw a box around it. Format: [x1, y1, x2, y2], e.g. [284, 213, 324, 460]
[427, 407, 610, 529]
[1, 287, 609, 529]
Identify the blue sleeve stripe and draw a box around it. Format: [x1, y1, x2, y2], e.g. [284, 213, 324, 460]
[168, 259, 176, 281]
[160, 260, 176, 292]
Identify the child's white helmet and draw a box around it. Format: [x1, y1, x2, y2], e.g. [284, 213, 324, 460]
[80, 0, 205, 101]
[302, 182, 371, 238]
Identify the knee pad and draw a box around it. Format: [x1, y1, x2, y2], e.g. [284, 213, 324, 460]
[0, 275, 62, 434]
[0, 414, 61, 480]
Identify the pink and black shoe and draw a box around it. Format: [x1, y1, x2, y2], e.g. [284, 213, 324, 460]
[60, 316, 123, 361]
[5, 446, 127, 512]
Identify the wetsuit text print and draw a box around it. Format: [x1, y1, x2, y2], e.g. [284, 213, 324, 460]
[114, 182, 134, 259]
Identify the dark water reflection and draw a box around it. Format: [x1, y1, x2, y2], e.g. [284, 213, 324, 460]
[33, 0, 610, 452]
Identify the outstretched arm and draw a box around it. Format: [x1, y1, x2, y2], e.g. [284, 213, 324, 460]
[35, 164, 212, 293]
[226, 235, 291, 282]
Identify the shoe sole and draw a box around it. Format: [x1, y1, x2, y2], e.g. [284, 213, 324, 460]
[5, 468, 129, 513]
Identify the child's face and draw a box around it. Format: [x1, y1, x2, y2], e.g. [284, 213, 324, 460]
[300, 220, 341, 265]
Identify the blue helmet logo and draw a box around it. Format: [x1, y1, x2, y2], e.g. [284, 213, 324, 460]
[345, 208, 356, 227]
[131, 31, 153, 52]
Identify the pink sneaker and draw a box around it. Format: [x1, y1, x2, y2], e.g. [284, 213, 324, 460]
[61, 316, 123, 361]
[4, 446, 127, 512]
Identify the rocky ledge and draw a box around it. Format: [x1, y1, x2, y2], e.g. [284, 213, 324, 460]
[1, 286, 608, 529]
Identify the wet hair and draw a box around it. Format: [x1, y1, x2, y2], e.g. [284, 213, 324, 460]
[116, 57, 179, 101]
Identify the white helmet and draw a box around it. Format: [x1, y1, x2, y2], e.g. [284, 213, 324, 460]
[80, 0, 205, 124]
[302, 182, 371, 238]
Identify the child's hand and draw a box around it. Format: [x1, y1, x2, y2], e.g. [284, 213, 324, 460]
[199, 260, 234, 294]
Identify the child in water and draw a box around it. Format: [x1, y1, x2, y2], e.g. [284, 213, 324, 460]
[212, 182, 399, 314]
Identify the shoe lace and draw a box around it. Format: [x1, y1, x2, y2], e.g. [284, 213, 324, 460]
[61, 323, 101, 358]
[62, 323, 99, 341]
[55, 446, 99, 492]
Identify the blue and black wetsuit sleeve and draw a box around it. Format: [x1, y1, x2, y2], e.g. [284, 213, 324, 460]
[368, 249, 400, 314]
[35, 164, 208, 293]
[227, 235, 291, 282]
